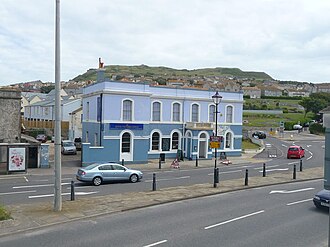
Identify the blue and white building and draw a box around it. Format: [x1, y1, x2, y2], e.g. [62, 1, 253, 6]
[82, 79, 243, 165]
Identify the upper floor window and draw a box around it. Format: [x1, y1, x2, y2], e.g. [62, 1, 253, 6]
[152, 102, 161, 121]
[191, 104, 199, 122]
[123, 100, 132, 121]
[171, 132, 179, 150]
[226, 105, 233, 123]
[172, 103, 181, 122]
[209, 105, 215, 122]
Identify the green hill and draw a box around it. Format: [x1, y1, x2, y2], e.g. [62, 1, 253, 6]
[72, 65, 273, 82]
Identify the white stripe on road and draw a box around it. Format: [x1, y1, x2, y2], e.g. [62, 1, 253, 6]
[0, 190, 36, 196]
[269, 188, 314, 194]
[287, 198, 313, 206]
[288, 162, 299, 165]
[23, 176, 29, 182]
[28, 191, 98, 199]
[145, 176, 190, 182]
[306, 156, 312, 161]
[143, 240, 168, 247]
[204, 210, 265, 230]
[259, 168, 289, 173]
[13, 182, 70, 189]
[208, 170, 242, 176]
[254, 165, 279, 170]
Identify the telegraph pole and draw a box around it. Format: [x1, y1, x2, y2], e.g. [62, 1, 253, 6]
[54, 0, 62, 211]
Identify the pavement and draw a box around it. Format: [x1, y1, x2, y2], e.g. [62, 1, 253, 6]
[0, 131, 325, 237]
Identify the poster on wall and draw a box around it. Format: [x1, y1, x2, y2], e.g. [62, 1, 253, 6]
[8, 147, 26, 172]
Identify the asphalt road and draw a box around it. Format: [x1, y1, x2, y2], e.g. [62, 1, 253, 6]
[0, 135, 325, 205]
[0, 180, 327, 247]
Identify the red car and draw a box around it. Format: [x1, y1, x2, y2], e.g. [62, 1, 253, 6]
[287, 145, 305, 159]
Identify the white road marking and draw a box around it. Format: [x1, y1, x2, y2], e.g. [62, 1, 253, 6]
[269, 187, 314, 194]
[143, 240, 168, 247]
[28, 191, 98, 199]
[228, 165, 249, 170]
[282, 144, 287, 147]
[288, 162, 299, 165]
[259, 168, 289, 173]
[306, 145, 312, 148]
[204, 210, 265, 230]
[144, 176, 190, 182]
[13, 182, 70, 189]
[287, 198, 313, 206]
[254, 165, 279, 170]
[0, 176, 26, 180]
[23, 176, 29, 182]
[306, 156, 312, 161]
[0, 190, 36, 196]
[208, 170, 242, 176]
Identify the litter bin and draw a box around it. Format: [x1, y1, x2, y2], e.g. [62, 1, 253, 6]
[160, 153, 165, 162]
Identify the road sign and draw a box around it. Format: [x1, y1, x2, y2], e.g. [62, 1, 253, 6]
[210, 136, 221, 148]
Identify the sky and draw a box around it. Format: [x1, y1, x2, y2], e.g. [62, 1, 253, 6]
[1, 0, 330, 86]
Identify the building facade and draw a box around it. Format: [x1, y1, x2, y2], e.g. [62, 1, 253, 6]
[82, 80, 243, 165]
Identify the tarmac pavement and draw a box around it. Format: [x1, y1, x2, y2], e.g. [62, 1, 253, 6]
[0, 131, 325, 237]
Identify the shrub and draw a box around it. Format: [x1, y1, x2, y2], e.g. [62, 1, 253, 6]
[0, 205, 11, 221]
[309, 123, 325, 134]
[284, 121, 295, 130]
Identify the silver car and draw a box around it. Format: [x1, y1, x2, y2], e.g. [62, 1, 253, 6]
[61, 140, 77, 155]
[76, 163, 143, 186]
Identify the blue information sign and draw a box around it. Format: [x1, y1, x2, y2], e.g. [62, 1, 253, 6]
[110, 123, 143, 130]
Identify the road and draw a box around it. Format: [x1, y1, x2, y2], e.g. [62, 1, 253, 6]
[0, 180, 327, 247]
[0, 134, 325, 205]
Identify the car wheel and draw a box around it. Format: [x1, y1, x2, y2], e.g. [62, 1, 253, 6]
[287, 155, 290, 159]
[130, 174, 138, 183]
[92, 177, 102, 186]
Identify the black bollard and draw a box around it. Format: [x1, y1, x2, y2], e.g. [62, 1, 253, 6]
[152, 173, 156, 191]
[158, 157, 161, 169]
[213, 168, 217, 188]
[293, 164, 296, 179]
[70, 180, 75, 201]
[300, 159, 303, 172]
[122, 159, 124, 166]
[216, 167, 219, 184]
[196, 156, 198, 167]
[263, 163, 266, 177]
[245, 169, 249, 186]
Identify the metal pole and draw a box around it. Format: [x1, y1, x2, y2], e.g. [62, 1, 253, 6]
[196, 156, 198, 167]
[263, 163, 266, 177]
[54, 0, 62, 212]
[122, 159, 124, 166]
[70, 181, 75, 201]
[213, 167, 217, 188]
[152, 173, 156, 191]
[159, 157, 161, 169]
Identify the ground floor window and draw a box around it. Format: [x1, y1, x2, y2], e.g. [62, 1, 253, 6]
[171, 132, 179, 150]
[152, 132, 160, 150]
[122, 132, 131, 153]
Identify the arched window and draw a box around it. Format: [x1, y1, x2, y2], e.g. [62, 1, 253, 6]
[152, 102, 161, 121]
[172, 103, 181, 122]
[225, 132, 232, 148]
[226, 106, 233, 123]
[209, 105, 215, 122]
[192, 104, 199, 122]
[171, 132, 179, 150]
[122, 132, 131, 153]
[152, 132, 160, 150]
[123, 100, 132, 121]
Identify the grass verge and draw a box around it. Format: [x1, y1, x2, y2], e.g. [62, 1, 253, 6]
[0, 205, 12, 221]
[242, 139, 260, 150]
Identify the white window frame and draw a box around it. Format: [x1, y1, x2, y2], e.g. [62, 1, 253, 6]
[208, 104, 216, 122]
[171, 102, 182, 122]
[121, 98, 134, 121]
[225, 131, 233, 149]
[225, 105, 234, 123]
[151, 101, 162, 122]
[150, 129, 162, 151]
[170, 129, 181, 150]
[191, 103, 200, 122]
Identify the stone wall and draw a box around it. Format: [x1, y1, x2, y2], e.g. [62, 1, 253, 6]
[0, 90, 21, 143]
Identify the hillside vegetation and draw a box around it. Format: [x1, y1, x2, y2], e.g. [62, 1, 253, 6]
[72, 65, 273, 82]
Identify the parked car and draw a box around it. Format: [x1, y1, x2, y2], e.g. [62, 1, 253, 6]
[252, 131, 266, 139]
[313, 189, 330, 210]
[76, 163, 143, 186]
[36, 134, 47, 143]
[74, 137, 82, 151]
[293, 124, 303, 130]
[61, 140, 77, 155]
[287, 145, 305, 159]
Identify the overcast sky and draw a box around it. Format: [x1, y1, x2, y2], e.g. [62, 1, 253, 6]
[1, 0, 330, 86]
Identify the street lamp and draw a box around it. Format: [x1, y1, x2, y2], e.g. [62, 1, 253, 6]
[212, 91, 222, 188]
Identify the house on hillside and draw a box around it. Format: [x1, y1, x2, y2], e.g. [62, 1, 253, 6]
[242, 86, 261, 98]
[285, 89, 310, 97]
[259, 86, 282, 97]
[81, 77, 243, 165]
[21, 92, 47, 116]
[316, 83, 330, 93]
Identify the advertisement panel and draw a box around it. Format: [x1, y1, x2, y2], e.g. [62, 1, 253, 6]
[8, 147, 26, 172]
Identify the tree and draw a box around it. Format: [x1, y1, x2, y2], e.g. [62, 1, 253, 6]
[299, 97, 328, 117]
[40, 85, 55, 94]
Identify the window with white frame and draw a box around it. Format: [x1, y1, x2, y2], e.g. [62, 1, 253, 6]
[191, 104, 199, 122]
[172, 103, 180, 122]
[225, 132, 232, 148]
[152, 132, 160, 150]
[152, 102, 161, 121]
[171, 132, 179, 150]
[123, 100, 132, 121]
[122, 132, 131, 153]
[226, 106, 233, 123]
[209, 105, 215, 122]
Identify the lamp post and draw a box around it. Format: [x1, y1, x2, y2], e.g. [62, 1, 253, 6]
[212, 91, 222, 188]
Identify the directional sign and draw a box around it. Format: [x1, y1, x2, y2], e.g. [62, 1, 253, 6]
[210, 136, 222, 148]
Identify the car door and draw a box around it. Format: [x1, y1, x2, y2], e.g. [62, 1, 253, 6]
[110, 164, 128, 181]
[98, 164, 114, 181]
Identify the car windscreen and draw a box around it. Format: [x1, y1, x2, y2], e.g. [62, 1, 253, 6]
[289, 147, 298, 151]
[63, 142, 74, 147]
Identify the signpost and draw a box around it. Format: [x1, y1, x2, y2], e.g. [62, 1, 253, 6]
[210, 136, 221, 149]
